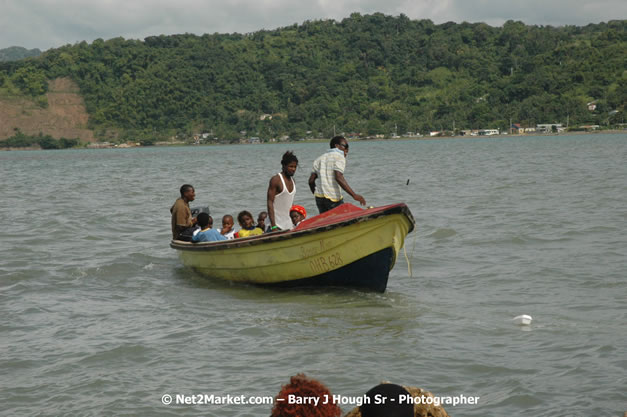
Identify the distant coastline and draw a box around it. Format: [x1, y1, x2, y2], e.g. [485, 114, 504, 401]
[2, 129, 625, 152]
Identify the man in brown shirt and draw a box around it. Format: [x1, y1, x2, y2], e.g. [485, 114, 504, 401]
[171, 184, 197, 239]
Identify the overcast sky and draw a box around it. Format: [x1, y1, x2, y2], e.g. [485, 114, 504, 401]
[1, 0, 625, 50]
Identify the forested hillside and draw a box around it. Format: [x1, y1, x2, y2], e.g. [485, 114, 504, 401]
[1, 14, 625, 141]
[0, 46, 42, 62]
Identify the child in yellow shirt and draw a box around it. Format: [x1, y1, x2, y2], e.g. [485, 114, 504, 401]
[235, 210, 264, 238]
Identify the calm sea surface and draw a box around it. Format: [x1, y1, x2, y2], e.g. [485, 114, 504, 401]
[1, 134, 626, 417]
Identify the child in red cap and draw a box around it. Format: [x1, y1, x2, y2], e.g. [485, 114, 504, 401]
[289, 205, 307, 227]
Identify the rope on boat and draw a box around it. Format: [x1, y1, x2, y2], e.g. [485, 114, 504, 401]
[404, 243, 412, 278]
[405, 228, 418, 278]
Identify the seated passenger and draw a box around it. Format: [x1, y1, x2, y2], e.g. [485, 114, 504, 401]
[235, 210, 264, 238]
[192, 213, 226, 243]
[289, 205, 307, 227]
[257, 211, 269, 232]
[220, 214, 236, 240]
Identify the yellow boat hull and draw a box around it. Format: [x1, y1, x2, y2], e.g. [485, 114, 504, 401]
[171, 203, 414, 292]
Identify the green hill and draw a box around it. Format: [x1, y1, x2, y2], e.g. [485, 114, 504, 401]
[0, 46, 42, 62]
[1, 14, 625, 141]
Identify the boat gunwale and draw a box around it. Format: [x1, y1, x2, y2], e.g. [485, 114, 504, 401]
[170, 203, 415, 252]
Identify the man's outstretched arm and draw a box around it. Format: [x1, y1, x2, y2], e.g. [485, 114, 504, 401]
[334, 171, 366, 206]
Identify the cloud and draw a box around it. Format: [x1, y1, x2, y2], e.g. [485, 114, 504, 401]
[1, 0, 624, 50]
[444, 0, 627, 27]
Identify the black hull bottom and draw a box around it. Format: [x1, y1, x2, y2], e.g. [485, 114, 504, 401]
[266, 247, 395, 293]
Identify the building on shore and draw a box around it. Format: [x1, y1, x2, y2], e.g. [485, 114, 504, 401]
[578, 125, 600, 131]
[478, 129, 499, 136]
[510, 123, 522, 134]
[536, 124, 565, 133]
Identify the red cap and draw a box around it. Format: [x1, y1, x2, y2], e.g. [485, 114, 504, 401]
[289, 205, 307, 218]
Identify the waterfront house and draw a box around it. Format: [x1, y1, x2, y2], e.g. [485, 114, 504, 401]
[536, 124, 565, 133]
[478, 129, 499, 136]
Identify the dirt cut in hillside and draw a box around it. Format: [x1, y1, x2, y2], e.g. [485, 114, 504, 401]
[0, 77, 96, 142]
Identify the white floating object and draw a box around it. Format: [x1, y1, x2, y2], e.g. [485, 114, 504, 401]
[513, 315, 533, 325]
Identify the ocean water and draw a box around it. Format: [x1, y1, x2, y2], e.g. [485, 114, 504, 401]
[1, 134, 626, 417]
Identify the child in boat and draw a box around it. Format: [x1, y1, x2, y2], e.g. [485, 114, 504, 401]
[220, 214, 236, 240]
[192, 213, 226, 243]
[289, 205, 307, 227]
[234, 210, 264, 238]
[256, 211, 269, 232]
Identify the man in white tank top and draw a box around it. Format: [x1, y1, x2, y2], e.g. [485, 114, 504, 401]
[267, 151, 298, 231]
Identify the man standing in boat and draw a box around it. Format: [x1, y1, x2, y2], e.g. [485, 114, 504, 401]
[267, 151, 298, 231]
[170, 184, 197, 239]
[308, 136, 366, 213]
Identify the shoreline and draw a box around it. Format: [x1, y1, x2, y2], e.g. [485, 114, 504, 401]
[355, 128, 626, 141]
[1, 129, 625, 151]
